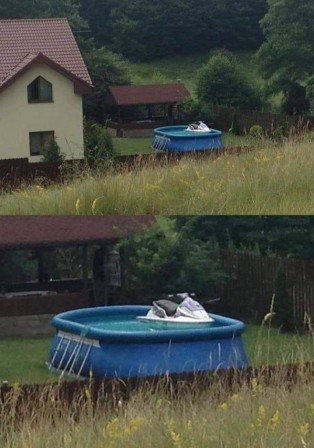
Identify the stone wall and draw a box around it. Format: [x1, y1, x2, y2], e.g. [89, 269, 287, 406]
[0, 314, 54, 337]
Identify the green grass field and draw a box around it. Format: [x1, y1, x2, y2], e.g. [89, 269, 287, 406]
[0, 325, 313, 385]
[113, 133, 260, 155]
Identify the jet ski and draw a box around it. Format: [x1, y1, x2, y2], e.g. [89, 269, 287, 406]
[137, 293, 214, 328]
[186, 121, 211, 132]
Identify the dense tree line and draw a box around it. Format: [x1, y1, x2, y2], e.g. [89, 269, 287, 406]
[80, 0, 267, 60]
[0, 0, 268, 61]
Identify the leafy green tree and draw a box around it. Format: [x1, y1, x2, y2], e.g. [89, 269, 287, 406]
[257, 0, 314, 81]
[256, 0, 314, 113]
[82, 45, 130, 121]
[196, 52, 262, 110]
[120, 217, 228, 298]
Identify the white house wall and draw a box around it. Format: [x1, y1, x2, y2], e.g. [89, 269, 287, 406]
[0, 63, 85, 162]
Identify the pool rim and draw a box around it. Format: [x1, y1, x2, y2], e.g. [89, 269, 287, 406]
[154, 125, 222, 139]
[51, 305, 246, 343]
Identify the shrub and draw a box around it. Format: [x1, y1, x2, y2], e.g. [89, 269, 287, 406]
[196, 52, 263, 111]
[84, 119, 114, 166]
[180, 98, 215, 124]
[249, 125, 264, 139]
[120, 217, 228, 298]
[41, 138, 65, 163]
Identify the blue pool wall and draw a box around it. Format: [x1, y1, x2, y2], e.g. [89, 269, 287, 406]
[49, 306, 248, 378]
[152, 125, 224, 152]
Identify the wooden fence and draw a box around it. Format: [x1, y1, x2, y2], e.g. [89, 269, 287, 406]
[213, 106, 314, 134]
[216, 251, 314, 327]
[0, 292, 89, 317]
[0, 146, 252, 190]
[0, 158, 65, 190]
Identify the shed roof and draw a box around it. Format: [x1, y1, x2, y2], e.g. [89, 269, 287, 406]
[0, 216, 154, 250]
[0, 18, 93, 93]
[108, 83, 190, 106]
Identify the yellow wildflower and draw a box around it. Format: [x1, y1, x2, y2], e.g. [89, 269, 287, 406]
[63, 433, 72, 447]
[105, 417, 120, 441]
[170, 429, 183, 448]
[125, 416, 145, 435]
[230, 393, 243, 402]
[218, 402, 228, 410]
[269, 410, 280, 430]
[251, 378, 263, 394]
[256, 405, 266, 428]
[297, 422, 310, 436]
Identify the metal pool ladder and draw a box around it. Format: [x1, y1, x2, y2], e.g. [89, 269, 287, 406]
[49, 329, 93, 378]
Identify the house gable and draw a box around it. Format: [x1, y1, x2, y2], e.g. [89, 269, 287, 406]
[0, 52, 92, 96]
[0, 18, 93, 96]
[0, 63, 85, 161]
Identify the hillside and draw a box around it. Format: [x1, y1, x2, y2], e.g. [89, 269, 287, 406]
[127, 51, 263, 94]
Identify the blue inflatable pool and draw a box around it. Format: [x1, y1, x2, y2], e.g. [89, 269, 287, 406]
[48, 306, 248, 378]
[152, 125, 224, 152]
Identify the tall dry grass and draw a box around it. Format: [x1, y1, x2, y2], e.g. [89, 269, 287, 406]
[1, 366, 314, 448]
[0, 136, 313, 215]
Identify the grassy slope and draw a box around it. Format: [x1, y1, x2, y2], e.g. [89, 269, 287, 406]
[127, 51, 263, 94]
[1, 138, 313, 215]
[0, 325, 313, 384]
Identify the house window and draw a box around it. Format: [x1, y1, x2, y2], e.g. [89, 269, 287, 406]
[27, 76, 53, 102]
[29, 131, 55, 156]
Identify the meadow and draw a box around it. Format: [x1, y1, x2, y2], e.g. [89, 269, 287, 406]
[0, 363, 313, 447]
[1, 136, 314, 215]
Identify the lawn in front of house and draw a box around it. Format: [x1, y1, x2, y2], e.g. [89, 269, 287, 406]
[113, 133, 261, 155]
[0, 325, 313, 385]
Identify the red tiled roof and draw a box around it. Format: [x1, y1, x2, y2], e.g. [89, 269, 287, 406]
[0, 216, 155, 249]
[0, 18, 92, 91]
[108, 83, 191, 106]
